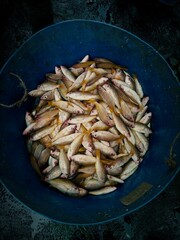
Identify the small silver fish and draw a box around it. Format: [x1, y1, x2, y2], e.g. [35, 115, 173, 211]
[59, 149, 70, 178]
[47, 179, 87, 197]
[89, 186, 117, 195]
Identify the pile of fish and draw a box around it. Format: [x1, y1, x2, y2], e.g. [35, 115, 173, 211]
[23, 55, 152, 197]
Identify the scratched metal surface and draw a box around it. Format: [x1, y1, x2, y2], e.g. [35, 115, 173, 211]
[0, 0, 179, 239]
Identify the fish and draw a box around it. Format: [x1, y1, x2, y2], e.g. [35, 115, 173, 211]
[105, 159, 125, 176]
[55, 66, 63, 76]
[71, 154, 97, 165]
[82, 132, 94, 152]
[30, 125, 56, 141]
[90, 67, 109, 75]
[78, 165, 95, 175]
[72, 100, 90, 112]
[89, 186, 117, 195]
[81, 178, 104, 190]
[107, 175, 124, 183]
[133, 122, 152, 135]
[111, 111, 130, 138]
[55, 89, 62, 101]
[95, 150, 106, 184]
[124, 72, 135, 89]
[120, 113, 135, 128]
[70, 55, 89, 76]
[35, 99, 47, 112]
[58, 81, 68, 100]
[72, 61, 96, 68]
[25, 112, 34, 126]
[35, 105, 53, 117]
[44, 166, 61, 181]
[120, 160, 139, 180]
[37, 81, 60, 91]
[59, 149, 70, 178]
[58, 109, 70, 124]
[67, 115, 96, 124]
[119, 84, 142, 107]
[109, 126, 119, 135]
[46, 73, 62, 82]
[49, 124, 62, 139]
[52, 124, 76, 141]
[95, 62, 127, 70]
[69, 161, 79, 178]
[93, 141, 117, 157]
[47, 179, 87, 197]
[30, 113, 58, 133]
[139, 112, 152, 125]
[48, 156, 58, 167]
[136, 106, 148, 122]
[90, 120, 109, 131]
[24, 55, 151, 198]
[70, 67, 84, 77]
[49, 100, 84, 114]
[91, 100, 114, 127]
[98, 85, 115, 109]
[120, 99, 134, 122]
[111, 78, 130, 88]
[135, 131, 149, 156]
[39, 135, 52, 147]
[132, 130, 145, 152]
[41, 90, 55, 101]
[33, 143, 45, 160]
[68, 72, 86, 92]
[67, 134, 84, 160]
[102, 83, 121, 109]
[93, 57, 113, 63]
[50, 149, 60, 160]
[66, 91, 100, 101]
[29, 155, 42, 177]
[28, 89, 45, 97]
[127, 128, 136, 145]
[35, 108, 59, 120]
[114, 69, 125, 81]
[142, 96, 149, 106]
[81, 71, 97, 91]
[61, 66, 76, 82]
[38, 148, 50, 167]
[52, 133, 82, 146]
[101, 140, 110, 146]
[124, 138, 140, 162]
[42, 165, 53, 174]
[91, 131, 120, 141]
[83, 77, 108, 92]
[133, 74, 143, 98]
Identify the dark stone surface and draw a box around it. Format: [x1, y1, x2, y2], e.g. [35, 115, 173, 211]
[0, 0, 179, 239]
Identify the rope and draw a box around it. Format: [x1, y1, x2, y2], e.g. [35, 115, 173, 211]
[0, 73, 27, 108]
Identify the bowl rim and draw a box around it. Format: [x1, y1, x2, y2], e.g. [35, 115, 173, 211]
[0, 19, 179, 86]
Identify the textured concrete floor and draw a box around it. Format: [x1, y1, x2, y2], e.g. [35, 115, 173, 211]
[0, 0, 180, 239]
[0, 174, 180, 239]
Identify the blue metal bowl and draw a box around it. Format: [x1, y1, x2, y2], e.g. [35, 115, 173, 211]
[0, 20, 179, 225]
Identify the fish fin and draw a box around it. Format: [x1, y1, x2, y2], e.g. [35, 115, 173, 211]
[87, 99, 96, 104]
[46, 142, 52, 148]
[81, 79, 88, 92]
[86, 129, 92, 136]
[109, 107, 119, 116]
[48, 101, 54, 107]
[95, 149, 101, 160]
